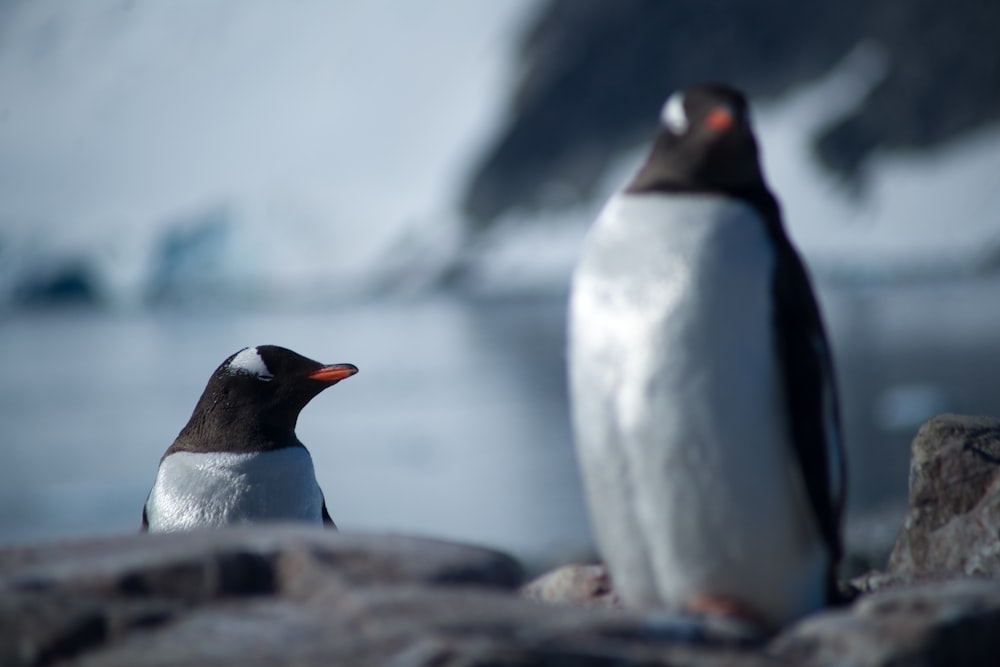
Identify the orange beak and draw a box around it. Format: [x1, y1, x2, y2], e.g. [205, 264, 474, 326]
[704, 107, 734, 132]
[308, 363, 359, 383]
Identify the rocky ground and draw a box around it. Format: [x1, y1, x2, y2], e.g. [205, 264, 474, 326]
[4, 413, 1000, 666]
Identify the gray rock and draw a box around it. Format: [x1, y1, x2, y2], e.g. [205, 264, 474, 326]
[4, 525, 1000, 666]
[519, 562, 620, 608]
[71, 586, 771, 667]
[888, 413, 1000, 577]
[0, 527, 768, 667]
[771, 578, 1000, 667]
[0, 526, 522, 667]
[0, 525, 523, 595]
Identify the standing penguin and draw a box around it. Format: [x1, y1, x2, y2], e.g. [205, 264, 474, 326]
[568, 84, 845, 631]
[143, 345, 358, 532]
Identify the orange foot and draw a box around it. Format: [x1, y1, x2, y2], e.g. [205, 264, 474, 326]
[684, 593, 768, 629]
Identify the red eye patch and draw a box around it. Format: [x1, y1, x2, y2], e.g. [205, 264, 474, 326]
[704, 107, 734, 132]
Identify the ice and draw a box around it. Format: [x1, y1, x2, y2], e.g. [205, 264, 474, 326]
[1, 5, 998, 308]
[0, 0, 536, 306]
[459, 43, 1000, 294]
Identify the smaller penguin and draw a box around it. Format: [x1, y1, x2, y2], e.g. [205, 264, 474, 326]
[142, 345, 358, 532]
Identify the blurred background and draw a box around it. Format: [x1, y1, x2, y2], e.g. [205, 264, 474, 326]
[2, 0, 999, 574]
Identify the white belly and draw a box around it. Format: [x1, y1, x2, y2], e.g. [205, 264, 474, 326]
[569, 194, 826, 628]
[145, 448, 326, 532]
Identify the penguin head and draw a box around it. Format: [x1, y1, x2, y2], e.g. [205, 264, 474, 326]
[629, 83, 767, 194]
[203, 345, 358, 430]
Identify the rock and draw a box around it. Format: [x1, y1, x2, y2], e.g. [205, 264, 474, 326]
[0, 526, 767, 667]
[0, 526, 523, 667]
[888, 414, 1000, 577]
[771, 578, 1000, 667]
[0, 525, 523, 596]
[70, 586, 773, 667]
[519, 563, 620, 607]
[12, 261, 101, 307]
[5, 520, 1000, 665]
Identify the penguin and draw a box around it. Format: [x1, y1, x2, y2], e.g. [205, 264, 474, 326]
[568, 84, 846, 632]
[142, 345, 358, 533]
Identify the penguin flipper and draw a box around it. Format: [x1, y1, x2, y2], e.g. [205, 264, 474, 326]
[772, 236, 846, 588]
[321, 499, 337, 530]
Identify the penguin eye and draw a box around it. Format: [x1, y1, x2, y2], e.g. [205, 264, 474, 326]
[703, 106, 735, 132]
[256, 372, 274, 382]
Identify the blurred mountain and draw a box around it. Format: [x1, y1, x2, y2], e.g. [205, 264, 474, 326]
[2, 1, 997, 308]
[462, 0, 1000, 227]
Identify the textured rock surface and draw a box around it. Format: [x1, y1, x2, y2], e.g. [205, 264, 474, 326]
[773, 578, 1000, 667]
[889, 413, 1000, 577]
[3, 523, 1000, 665]
[0, 527, 522, 667]
[0, 527, 765, 667]
[519, 562, 619, 608]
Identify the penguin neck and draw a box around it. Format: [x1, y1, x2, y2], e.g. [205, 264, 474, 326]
[170, 392, 305, 457]
[624, 130, 785, 240]
[625, 161, 787, 247]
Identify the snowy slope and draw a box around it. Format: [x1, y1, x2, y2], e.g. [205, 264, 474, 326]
[0, 0, 536, 306]
[1, 3, 998, 307]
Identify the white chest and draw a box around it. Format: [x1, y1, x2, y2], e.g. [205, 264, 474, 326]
[571, 194, 779, 414]
[569, 194, 826, 626]
[145, 448, 325, 532]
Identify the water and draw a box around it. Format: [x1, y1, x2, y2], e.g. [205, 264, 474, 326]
[0, 295, 590, 568]
[3, 1, 999, 578]
[4, 276, 1000, 571]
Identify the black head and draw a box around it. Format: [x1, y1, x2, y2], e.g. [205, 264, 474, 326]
[626, 84, 769, 197]
[169, 345, 359, 455]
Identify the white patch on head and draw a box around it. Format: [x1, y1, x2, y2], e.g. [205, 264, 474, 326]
[226, 347, 274, 381]
[660, 91, 688, 134]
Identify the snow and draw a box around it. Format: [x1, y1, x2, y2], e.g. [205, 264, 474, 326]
[757, 43, 1000, 281]
[1, 5, 998, 307]
[0, 0, 537, 306]
[458, 43, 1000, 293]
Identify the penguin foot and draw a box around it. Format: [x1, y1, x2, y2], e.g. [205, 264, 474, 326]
[684, 594, 769, 633]
[637, 609, 765, 647]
